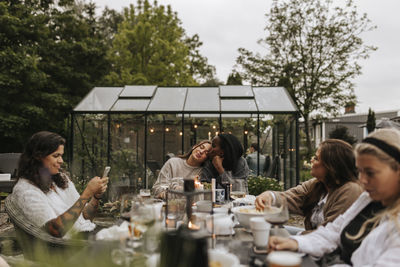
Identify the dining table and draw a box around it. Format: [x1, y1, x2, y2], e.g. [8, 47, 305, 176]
[70, 217, 318, 267]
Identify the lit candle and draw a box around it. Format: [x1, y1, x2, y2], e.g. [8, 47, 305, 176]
[188, 221, 200, 230]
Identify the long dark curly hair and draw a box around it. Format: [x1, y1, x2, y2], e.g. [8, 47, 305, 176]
[17, 131, 69, 193]
[218, 133, 244, 171]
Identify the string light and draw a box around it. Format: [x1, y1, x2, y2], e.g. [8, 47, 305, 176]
[150, 128, 154, 133]
[244, 130, 248, 135]
[179, 131, 183, 136]
[194, 124, 198, 129]
[165, 127, 170, 132]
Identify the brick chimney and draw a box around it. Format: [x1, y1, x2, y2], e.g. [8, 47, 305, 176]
[345, 103, 355, 114]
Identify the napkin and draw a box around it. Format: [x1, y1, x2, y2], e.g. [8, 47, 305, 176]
[96, 221, 130, 241]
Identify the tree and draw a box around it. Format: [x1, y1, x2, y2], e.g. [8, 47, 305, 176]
[0, 0, 113, 152]
[236, 0, 376, 156]
[329, 126, 357, 145]
[366, 108, 376, 133]
[226, 72, 242, 85]
[0, 0, 51, 151]
[103, 0, 214, 86]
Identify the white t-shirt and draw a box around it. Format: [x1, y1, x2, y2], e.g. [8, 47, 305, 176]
[12, 177, 96, 236]
[310, 194, 328, 228]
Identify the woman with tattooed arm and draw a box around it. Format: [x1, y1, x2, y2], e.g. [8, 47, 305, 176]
[11, 131, 109, 238]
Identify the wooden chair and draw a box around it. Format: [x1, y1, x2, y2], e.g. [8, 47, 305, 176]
[4, 194, 89, 262]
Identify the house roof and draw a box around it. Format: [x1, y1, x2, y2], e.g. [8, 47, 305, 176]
[73, 85, 299, 115]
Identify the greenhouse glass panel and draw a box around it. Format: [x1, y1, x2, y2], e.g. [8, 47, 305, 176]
[71, 114, 108, 181]
[254, 87, 297, 112]
[74, 87, 121, 112]
[109, 114, 146, 197]
[119, 85, 156, 98]
[184, 87, 219, 112]
[112, 99, 150, 111]
[147, 87, 187, 111]
[147, 114, 183, 187]
[221, 99, 257, 112]
[220, 85, 253, 97]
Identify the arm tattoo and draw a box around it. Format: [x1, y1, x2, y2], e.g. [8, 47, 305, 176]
[83, 199, 99, 220]
[43, 196, 90, 237]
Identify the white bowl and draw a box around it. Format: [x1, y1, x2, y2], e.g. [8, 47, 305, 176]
[231, 205, 266, 229]
[208, 249, 240, 267]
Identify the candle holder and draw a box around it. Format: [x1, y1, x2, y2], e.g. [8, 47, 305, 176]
[165, 180, 213, 235]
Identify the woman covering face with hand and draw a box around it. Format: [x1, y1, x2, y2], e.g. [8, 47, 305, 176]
[269, 129, 400, 266]
[152, 140, 212, 199]
[200, 133, 250, 193]
[11, 131, 109, 238]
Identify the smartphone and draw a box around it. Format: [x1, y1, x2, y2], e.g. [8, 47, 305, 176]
[102, 166, 111, 178]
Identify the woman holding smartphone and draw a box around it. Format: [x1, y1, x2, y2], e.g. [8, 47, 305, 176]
[11, 131, 109, 238]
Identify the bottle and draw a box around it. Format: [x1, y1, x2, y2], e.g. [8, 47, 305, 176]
[224, 183, 231, 201]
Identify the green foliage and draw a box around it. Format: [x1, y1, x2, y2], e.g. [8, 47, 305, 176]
[300, 169, 313, 182]
[236, 0, 376, 155]
[328, 125, 357, 145]
[247, 175, 283, 196]
[226, 72, 242, 85]
[366, 108, 376, 133]
[103, 0, 215, 86]
[0, 0, 113, 152]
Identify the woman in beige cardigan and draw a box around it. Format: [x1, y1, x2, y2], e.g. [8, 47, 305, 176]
[256, 139, 363, 234]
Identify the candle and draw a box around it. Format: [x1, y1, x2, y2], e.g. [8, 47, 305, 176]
[211, 178, 216, 203]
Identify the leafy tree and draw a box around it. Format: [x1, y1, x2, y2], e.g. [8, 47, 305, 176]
[200, 77, 223, 86]
[103, 0, 214, 86]
[366, 107, 376, 133]
[0, 0, 113, 152]
[328, 125, 357, 145]
[226, 72, 242, 85]
[0, 0, 50, 151]
[236, 0, 376, 156]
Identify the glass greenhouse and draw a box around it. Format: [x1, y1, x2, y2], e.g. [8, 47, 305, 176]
[70, 85, 299, 199]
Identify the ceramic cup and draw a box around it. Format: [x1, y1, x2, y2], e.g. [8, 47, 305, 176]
[250, 217, 271, 248]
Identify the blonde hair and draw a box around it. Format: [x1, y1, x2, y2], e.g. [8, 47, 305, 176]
[347, 129, 400, 241]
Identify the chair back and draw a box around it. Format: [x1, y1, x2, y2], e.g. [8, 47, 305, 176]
[0, 153, 21, 177]
[4, 194, 88, 261]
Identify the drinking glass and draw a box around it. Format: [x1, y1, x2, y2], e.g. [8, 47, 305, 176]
[264, 194, 289, 229]
[130, 200, 156, 238]
[140, 189, 151, 199]
[120, 194, 135, 222]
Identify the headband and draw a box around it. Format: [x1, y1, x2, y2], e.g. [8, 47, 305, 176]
[362, 137, 400, 163]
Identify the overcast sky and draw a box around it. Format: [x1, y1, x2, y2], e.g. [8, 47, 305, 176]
[94, 0, 400, 114]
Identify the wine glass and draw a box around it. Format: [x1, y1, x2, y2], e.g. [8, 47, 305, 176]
[120, 194, 136, 222]
[263, 194, 289, 229]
